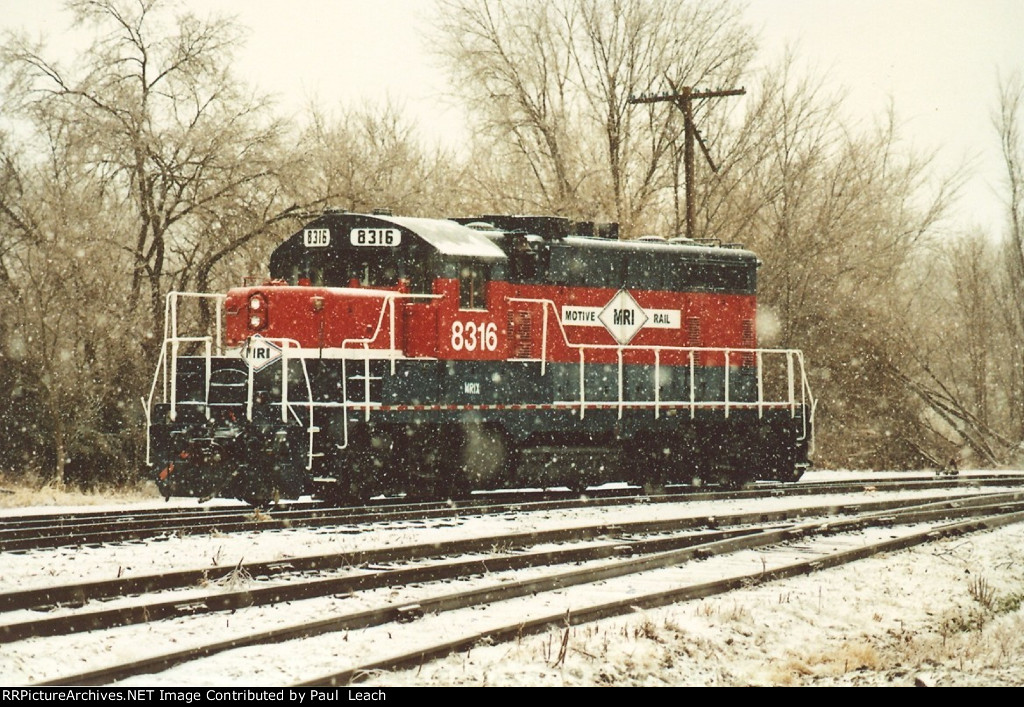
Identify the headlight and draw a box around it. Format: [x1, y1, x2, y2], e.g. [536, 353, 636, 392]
[248, 293, 268, 330]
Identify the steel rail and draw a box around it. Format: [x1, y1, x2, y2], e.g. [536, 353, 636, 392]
[302, 507, 1024, 687]
[5, 475, 1023, 552]
[6, 488, 1018, 614]
[32, 497, 1024, 686]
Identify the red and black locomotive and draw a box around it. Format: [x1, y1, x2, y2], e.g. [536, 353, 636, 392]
[145, 210, 814, 504]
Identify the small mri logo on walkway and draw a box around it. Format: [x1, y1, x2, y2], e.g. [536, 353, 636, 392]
[241, 335, 282, 372]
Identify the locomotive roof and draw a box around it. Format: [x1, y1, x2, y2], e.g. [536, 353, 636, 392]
[388, 215, 508, 259]
[275, 211, 758, 270]
[279, 212, 508, 260]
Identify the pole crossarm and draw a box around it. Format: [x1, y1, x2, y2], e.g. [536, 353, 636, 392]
[628, 87, 746, 104]
[627, 85, 745, 239]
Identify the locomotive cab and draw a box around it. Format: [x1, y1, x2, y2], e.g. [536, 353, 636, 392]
[269, 217, 434, 291]
[224, 212, 508, 351]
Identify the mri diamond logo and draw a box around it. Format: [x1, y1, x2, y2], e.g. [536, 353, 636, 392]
[598, 290, 649, 344]
[241, 335, 282, 372]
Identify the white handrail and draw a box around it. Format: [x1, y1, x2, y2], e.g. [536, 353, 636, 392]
[506, 295, 815, 428]
[147, 291, 319, 473]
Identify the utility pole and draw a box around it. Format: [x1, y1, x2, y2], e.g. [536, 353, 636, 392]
[629, 84, 745, 239]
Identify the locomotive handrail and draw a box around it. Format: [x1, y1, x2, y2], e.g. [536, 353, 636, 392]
[507, 296, 815, 443]
[148, 289, 440, 478]
[339, 291, 443, 375]
[725, 350, 731, 417]
[171, 337, 211, 422]
[258, 337, 317, 471]
[152, 292, 226, 410]
[148, 293, 319, 472]
[330, 289, 446, 450]
[509, 296, 810, 361]
[142, 339, 168, 467]
[143, 335, 212, 468]
[164, 291, 226, 354]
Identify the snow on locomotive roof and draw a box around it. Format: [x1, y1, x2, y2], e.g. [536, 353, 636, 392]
[560, 234, 758, 262]
[454, 214, 757, 262]
[383, 215, 507, 260]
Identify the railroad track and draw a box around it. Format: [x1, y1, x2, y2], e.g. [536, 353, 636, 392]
[2, 483, 1023, 686]
[3, 474, 1022, 552]
[306, 507, 1024, 688]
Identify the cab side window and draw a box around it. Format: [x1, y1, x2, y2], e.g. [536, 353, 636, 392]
[459, 263, 489, 309]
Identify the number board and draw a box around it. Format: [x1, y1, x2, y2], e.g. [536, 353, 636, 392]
[350, 228, 401, 247]
[303, 228, 331, 247]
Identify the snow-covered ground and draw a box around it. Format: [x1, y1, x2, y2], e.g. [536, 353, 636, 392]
[360, 522, 1024, 687]
[2, 470, 1023, 687]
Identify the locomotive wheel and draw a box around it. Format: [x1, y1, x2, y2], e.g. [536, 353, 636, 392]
[233, 466, 283, 508]
[396, 431, 446, 501]
[624, 434, 671, 490]
[241, 491, 279, 509]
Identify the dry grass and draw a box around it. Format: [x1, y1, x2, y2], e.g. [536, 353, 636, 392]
[766, 640, 884, 684]
[762, 569, 1024, 686]
[211, 561, 255, 591]
[0, 473, 160, 509]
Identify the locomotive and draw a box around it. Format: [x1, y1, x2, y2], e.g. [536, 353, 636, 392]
[144, 210, 814, 504]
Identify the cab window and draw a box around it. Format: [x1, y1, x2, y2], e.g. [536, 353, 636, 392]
[459, 263, 489, 309]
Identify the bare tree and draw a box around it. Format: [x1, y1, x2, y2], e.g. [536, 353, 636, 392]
[898, 72, 1024, 467]
[435, 1, 579, 213]
[0, 128, 138, 486]
[888, 237, 1018, 467]
[433, 0, 754, 235]
[692, 54, 963, 468]
[2, 0, 298, 330]
[293, 102, 468, 221]
[996, 72, 1024, 439]
[0, 0, 315, 484]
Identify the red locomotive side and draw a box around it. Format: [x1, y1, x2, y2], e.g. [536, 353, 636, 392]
[223, 281, 755, 365]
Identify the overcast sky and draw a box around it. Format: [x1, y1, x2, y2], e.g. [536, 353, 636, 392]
[3, 0, 1022, 234]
